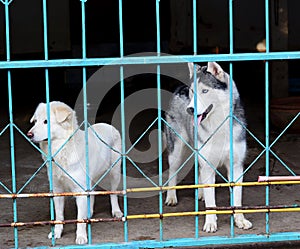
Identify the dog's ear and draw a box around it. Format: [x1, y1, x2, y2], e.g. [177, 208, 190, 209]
[53, 104, 73, 123]
[207, 62, 225, 79]
[188, 62, 201, 79]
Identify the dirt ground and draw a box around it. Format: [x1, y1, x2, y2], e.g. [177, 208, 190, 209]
[0, 102, 300, 249]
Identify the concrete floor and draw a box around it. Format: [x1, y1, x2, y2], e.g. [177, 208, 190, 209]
[0, 101, 299, 249]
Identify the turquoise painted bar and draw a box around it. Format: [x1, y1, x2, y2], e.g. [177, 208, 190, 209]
[1, 52, 300, 69]
[1, 0, 300, 248]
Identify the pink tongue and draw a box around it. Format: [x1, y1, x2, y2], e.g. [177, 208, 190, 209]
[198, 114, 203, 126]
[192, 114, 203, 126]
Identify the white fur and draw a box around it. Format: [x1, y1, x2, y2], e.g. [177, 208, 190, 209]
[28, 101, 123, 244]
[165, 62, 252, 233]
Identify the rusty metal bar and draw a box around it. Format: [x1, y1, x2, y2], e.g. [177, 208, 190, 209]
[205, 204, 299, 211]
[0, 190, 125, 199]
[0, 217, 123, 228]
[1, 204, 299, 229]
[2, 180, 300, 199]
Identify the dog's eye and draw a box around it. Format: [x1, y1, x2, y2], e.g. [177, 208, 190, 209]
[43, 120, 47, 124]
[202, 89, 209, 94]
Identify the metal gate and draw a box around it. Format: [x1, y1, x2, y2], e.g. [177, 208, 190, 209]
[1, 0, 300, 248]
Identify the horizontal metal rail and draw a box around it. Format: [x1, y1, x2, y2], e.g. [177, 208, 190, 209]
[1, 205, 300, 228]
[126, 207, 300, 220]
[0, 217, 123, 228]
[0, 190, 125, 199]
[1, 180, 300, 199]
[0, 52, 300, 69]
[15, 234, 300, 249]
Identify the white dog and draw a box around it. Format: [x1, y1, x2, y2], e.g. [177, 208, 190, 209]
[165, 62, 252, 232]
[27, 101, 123, 244]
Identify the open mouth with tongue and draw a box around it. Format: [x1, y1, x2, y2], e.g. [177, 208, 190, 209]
[195, 104, 213, 125]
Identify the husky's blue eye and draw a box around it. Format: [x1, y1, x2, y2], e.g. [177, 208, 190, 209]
[202, 89, 209, 93]
[44, 120, 47, 124]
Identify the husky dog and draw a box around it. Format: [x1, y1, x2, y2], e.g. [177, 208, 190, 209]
[165, 62, 252, 232]
[27, 101, 123, 244]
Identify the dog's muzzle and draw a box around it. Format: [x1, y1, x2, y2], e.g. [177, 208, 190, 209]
[27, 131, 48, 143]
[187, 104, 213, 125]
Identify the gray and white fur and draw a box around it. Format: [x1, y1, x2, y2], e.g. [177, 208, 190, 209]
[165, 62, 252, 233]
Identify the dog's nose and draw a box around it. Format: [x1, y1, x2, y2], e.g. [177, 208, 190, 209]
[186, 107, 194, 115]
[27, 132, 34, 139]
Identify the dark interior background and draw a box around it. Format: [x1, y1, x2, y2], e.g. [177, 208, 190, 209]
[0, 0, 299, 122]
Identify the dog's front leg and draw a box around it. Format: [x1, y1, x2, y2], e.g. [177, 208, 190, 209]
[198, 173, 204, 201]
[75, 196, 88, 244]
[48, 196, 64, 240]
[165, 142, 185, 206]
[165, 163, 178, 206]
[201, 166, 218, 233]
[231, 166, 252, 230]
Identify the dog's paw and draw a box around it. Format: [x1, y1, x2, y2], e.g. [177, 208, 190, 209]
[48, 226, 63, 239]
[165, 190, 178, 206]
[76, 235, 88, 245]
[203, 222, 217, 233]
[203, 214, 217, 233]
[234, 214, 252, 230]
[112, 210, 123, 218]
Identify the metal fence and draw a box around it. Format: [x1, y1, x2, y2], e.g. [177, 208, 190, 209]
[1, 0, 300, 248]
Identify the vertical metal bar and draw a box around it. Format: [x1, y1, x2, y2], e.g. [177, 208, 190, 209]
[42, 0, 56, 246]
[156, 0, 161, 54]
[45, 53, 56, 245]
[265, 0, 270, 54]
[81, 0, 92, 244]
[42, 0, 49, 61]
[119, 0, 124, 59]
[157, 65, 163, 240]
[192, 0, 197, 55]
[229, 63, 235, 237]
[120, 65, 128, 242]
[7, 71, 18, 248]
[4, 0, 10, 62]
[155, 0, 163, 241]
[118, 0, 128, 242]
[229, 0, 234, 55]
[4, 1, 18, 247]
[265, 0, 270, 235]
[265, 62, 270, 234]
[228, 0, 235, 238]
[192, 0, 199, 238]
